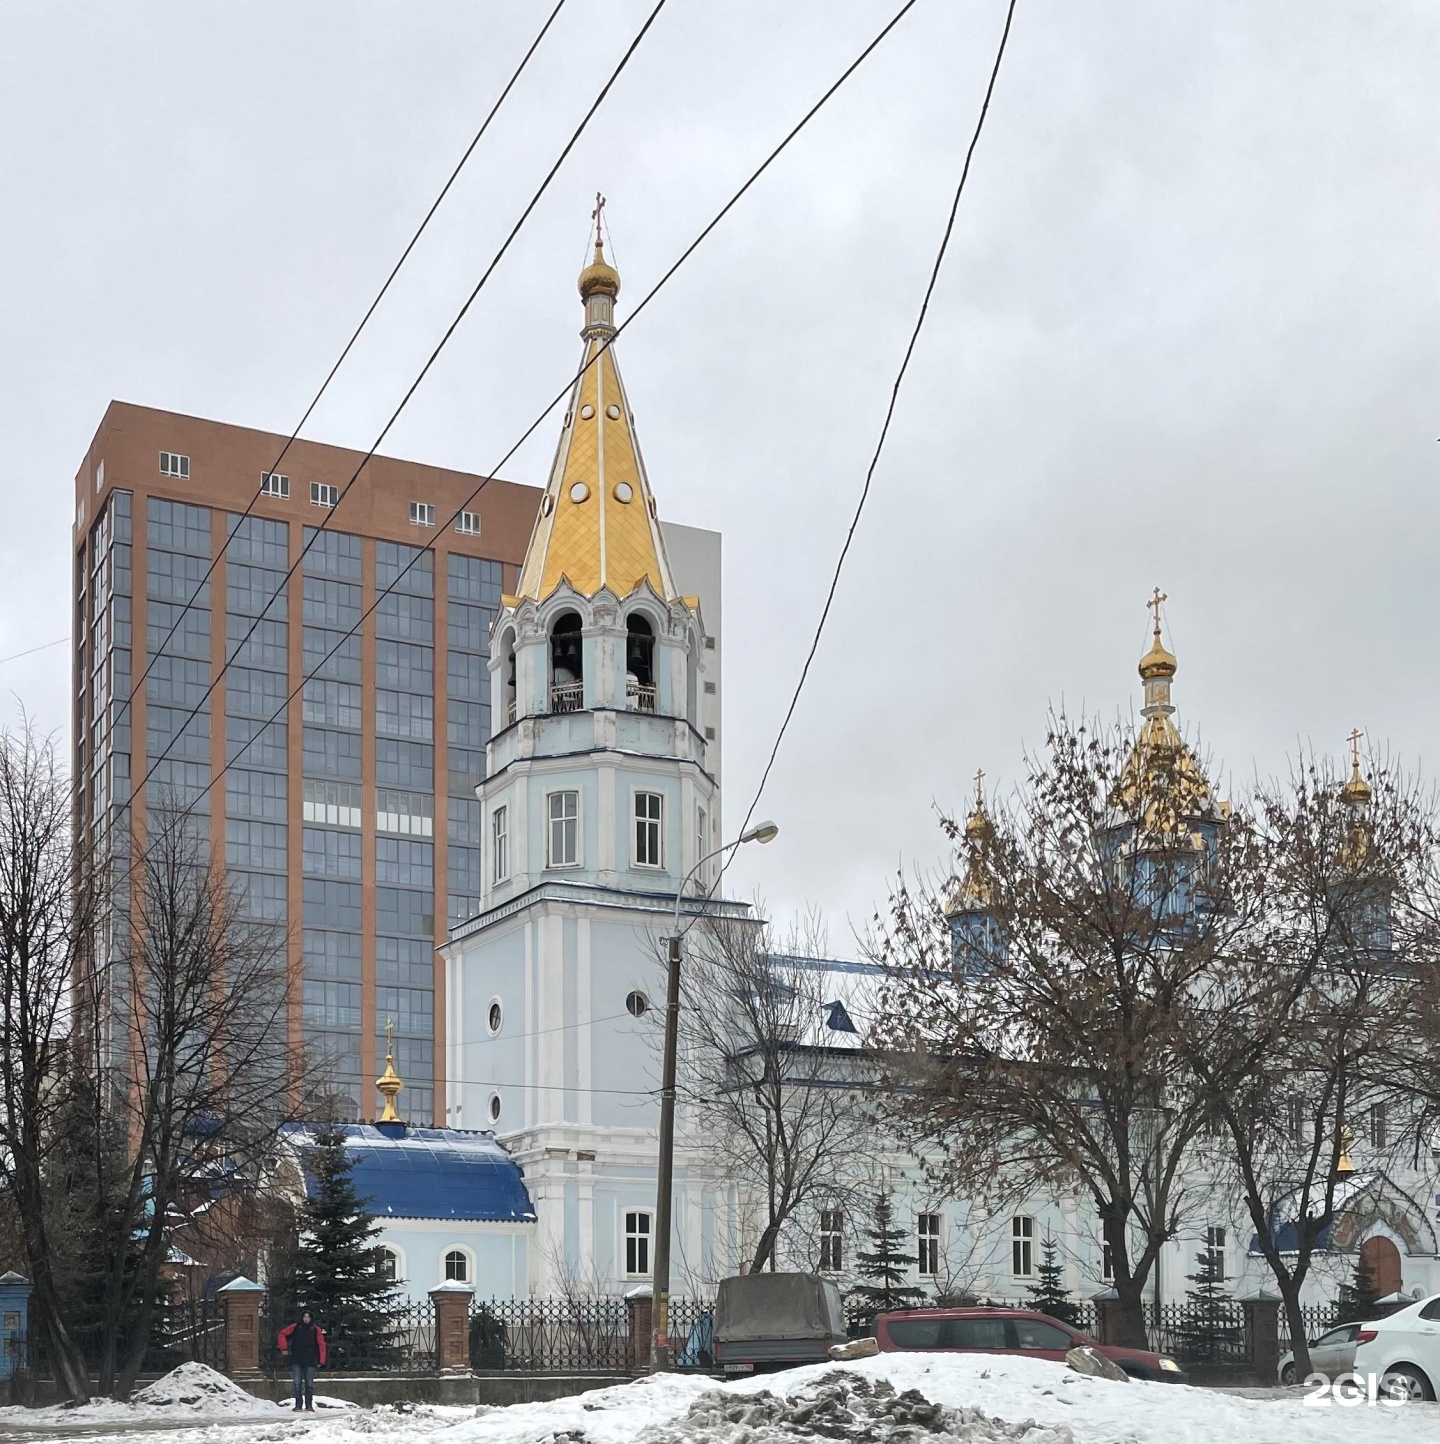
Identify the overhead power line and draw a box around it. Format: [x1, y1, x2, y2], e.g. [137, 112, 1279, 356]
[705, 0, 1022, 923]
[0, 636, 68, 668]
[122, 0, 925, 890]
[125, 0, 669, 823]
[110, 0, 571, 776]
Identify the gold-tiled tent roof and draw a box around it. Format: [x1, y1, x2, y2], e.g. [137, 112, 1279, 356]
[514, 240, 679, 604]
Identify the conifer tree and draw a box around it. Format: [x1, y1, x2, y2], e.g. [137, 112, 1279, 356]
[848, 1192, 925, 1331]
[1176, 1248, 1243, 1363]
[278, 1124, 398, 1368]
[1024, 1239, 1080, 1326]
[1334, 1253, 1381, 1325]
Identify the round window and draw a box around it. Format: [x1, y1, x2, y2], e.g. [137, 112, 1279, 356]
[569, 481, 590, 504]
[626, 990, 649, 1018]
[613, 482, 634, 504]
[606, 404, 621, 420]
[488, 1092, 502, 1123]
[580, 404, 596, 420]
[487, 999, 503, 1035]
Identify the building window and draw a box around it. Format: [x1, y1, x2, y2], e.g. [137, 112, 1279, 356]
[695, 807, 707, 887]
[311, 482, 339, 508]
[1368, 1102, 1388, 1150]
[1204, 1226, 1226, 1281]
[487, 999, 503, 1035]
[260, 471, 290, 498]
[455, 510, 481, 536]
[376, 788, 434, 837]
[377, 1248, 400, 1282]
[491, 805, 508, 882]
[1287, 1099, 1305, 1144]
[625, 1211, 651, 1276]
[488, 1092, 502, 1123]
[159, 451, 190, 478]
[819, 1210, 844, 1272]
[634, 791, 662, 868]
[917, 1213, 941, 1277]
[302, 779, 361, 828]
[409, 500, 435, 527]
[626, 990, 649, 1018]
[1101, 1239, 1114, 1282]
[444, 1249, 469, 1282]
[547, 790, 579, 868]
[1011, 1215, 1034, 1278]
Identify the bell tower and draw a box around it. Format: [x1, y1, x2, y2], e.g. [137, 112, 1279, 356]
[440, 218, 739, 1293]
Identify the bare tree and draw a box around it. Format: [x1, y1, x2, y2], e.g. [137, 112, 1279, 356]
[869, 710, 1263, 1349]
[0, 721, 99, 1401]
[85, 799, 295, 1398]
[673, 909, 871, 1276]
[1178, 749, 1440, 1377]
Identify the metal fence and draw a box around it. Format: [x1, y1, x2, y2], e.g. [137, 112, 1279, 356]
[16, 1300, 227, 1382]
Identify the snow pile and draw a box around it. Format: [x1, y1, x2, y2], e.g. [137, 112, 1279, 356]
[130, 1360, 277, 1413]
[638, 1371, 1077, 1444]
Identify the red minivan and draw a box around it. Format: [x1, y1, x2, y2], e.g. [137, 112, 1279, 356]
[875, 1308, 1184, 1382]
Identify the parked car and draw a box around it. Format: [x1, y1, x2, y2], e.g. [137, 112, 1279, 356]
[1351, 1292, 1440, 1401]
[713, 1273, 848, 1374]
[875, 1307, 1184, 1382]
[1278, 1322, 1365, 1386]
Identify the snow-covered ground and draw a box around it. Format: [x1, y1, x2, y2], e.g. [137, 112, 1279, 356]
[1, 1356, 1435, 1444]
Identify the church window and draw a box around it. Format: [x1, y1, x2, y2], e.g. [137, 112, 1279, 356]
[917, 1214, 941, 1276]
[444, 1249, 469, 1282]
[634, 792, 663, 868]
[488, 1092, 502, 1123]
[694, 807, 707, 890]
[1101, 1239, 1114, 1281]
[377, 1248, 400, 1282]
[1286, 1099, 1305, 1144]
[625, 1211, 651, 1276]
[1204, 1226, 1226, 1280]
[487, 1000, 503, 1035]
[1011, 1216, 1034, 1277]
[547, 790, 579, 868]
[625, 614, 655, 711]
[1367, 1102, 1387, 1149]
[550, 612, 584, 712]
[626, 990, 649, 1018]
[819, 1210, 844, 1272]
[492, 805, 509, 882]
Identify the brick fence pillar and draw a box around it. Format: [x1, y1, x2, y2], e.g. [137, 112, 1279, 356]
[1239, 1292, 1281, 1382]
[217, 1276, 265, 1376]
[430, 1284, 474, 1373]
[1089, 1289, 1122, 1346]
[626, 1286, 653, 1373]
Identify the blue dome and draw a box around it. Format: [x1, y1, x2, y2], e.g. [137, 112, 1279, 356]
[284, 1123, 535, 1223]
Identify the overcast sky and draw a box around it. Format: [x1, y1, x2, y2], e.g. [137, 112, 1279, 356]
[2, 1, 1436, 949]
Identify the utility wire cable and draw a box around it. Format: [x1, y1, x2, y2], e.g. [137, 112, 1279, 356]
[123, 0, 925, 884]
[699, 0, 1021, 930]
[0, 636, 68, 668]
[127, 0, 669, 823]
[116, 0, 570, 756]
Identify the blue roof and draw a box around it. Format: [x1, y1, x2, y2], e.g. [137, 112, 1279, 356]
[283, 1124, 536, 1224]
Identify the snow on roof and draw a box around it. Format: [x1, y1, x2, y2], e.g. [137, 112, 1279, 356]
[280, 1123, 536, 1224]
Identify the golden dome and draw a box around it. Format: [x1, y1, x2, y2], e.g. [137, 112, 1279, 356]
[578, 241, 620, 300]
[1340, 763, 1372, 808]
[1139, 634, 1177, 680]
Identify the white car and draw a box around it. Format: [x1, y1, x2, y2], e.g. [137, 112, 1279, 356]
[1278, 1321, 1363, 1386]
[1351, 1292, 1440, 1402]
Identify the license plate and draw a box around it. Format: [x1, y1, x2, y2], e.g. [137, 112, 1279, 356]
[723, 1363, 754, 1373]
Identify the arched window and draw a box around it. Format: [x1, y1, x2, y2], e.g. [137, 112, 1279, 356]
[499, 628, 517, 726]
[625, 615, 656, 712]
[550, 612, 584, 712]
[376, 1247, 400, 1283]
[444, 1249, 470, 1282]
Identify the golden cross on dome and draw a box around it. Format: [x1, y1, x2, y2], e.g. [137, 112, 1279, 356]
[1147, 586, 1167, 639]
[1347, 727, 1364, 771]
[973, 768, 986, 810]
[385, 1015, 395, 1058]
[591, 192, 606, 247]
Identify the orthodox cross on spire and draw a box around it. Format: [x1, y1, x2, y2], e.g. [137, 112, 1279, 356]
[591, 191, 606, 247]
[385, 1015, 396, 1059]
[1347, 727, 1364, 771]
[1147, 586, 1167, 640]
[375, 1015, 403, 1124]
[973, 768, 986, 810]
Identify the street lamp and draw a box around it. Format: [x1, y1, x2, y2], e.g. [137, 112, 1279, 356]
[650, 819, 778, 1371]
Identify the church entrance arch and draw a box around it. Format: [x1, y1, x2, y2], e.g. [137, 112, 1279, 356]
[1360, 1236, 1402, 1297]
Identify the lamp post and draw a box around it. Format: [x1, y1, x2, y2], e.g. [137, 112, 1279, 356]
[650, 818, 779, 1371]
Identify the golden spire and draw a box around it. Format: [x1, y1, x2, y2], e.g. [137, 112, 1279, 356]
[1138, 586, 1177, 683]
[946, 768, 997, 915]
[1336, 1125, 1356, 1176]
[375, 1017, 403, 1125]
[1340, 727, 1373, 807]
[511, 206, 681, 606]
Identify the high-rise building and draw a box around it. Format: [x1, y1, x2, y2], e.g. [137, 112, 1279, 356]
[71, 399, 722, 1123]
